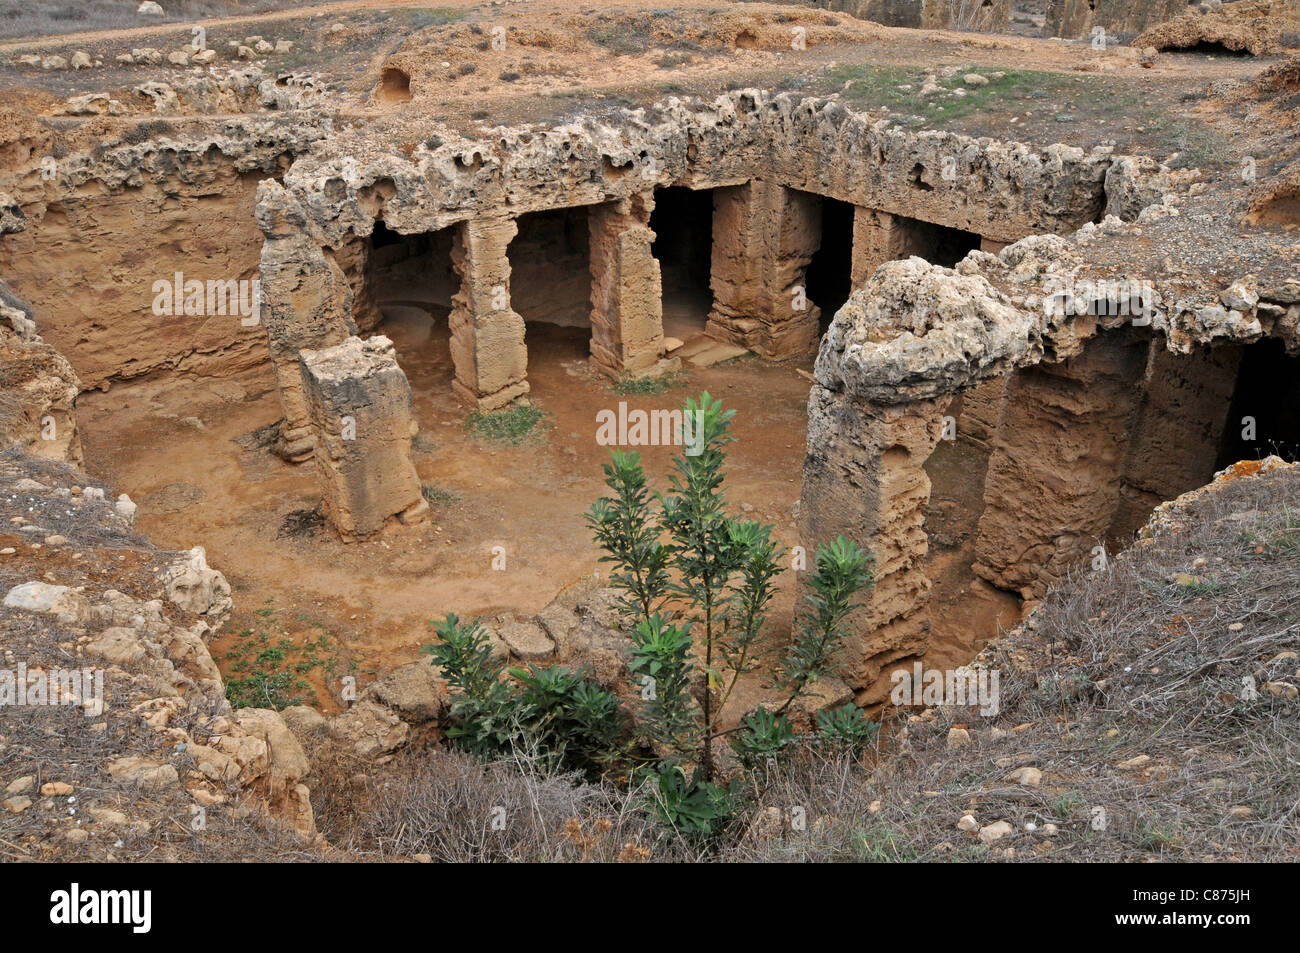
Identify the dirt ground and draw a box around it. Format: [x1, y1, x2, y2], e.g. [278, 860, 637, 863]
[77, 304, 1023, 713]
[76, 313, 822, 710]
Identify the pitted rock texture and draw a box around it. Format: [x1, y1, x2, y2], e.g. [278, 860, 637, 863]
[1134, 1, 1297, 56]
[298, 334, 428, 541]
[0, 279, 82, 466]
[815, 258, 1035, 404]
[262, 89, 1132, 251]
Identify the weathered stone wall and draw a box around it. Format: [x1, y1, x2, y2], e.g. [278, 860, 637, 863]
[258, 185, 358, 462]
[0, 279, 83, 466]
[270, 91, 1121, 252]
[803, 258, 1033, 699]
[972, 329, 1150, 599]
[797, 0, 1010, 32]
[804, 390, 947, 703]
[1109, 338, 1243, 541]
[1046, 0, 1188, 39]
[448, 216, 530, 410]
[0, 116, 329, 389]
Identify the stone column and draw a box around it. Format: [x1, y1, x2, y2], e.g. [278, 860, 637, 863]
[707, 180, 821, 359]
[1108, 339, 1243, 540]
[299, 335, 428, 542]
[448, 216, 529, 410]
[259, 229, 357, 463]
[588, 192, 666, 377]
[850, 208, 930, 286]
[972, 329, 1149, 599]
[802, 387, 947, 705]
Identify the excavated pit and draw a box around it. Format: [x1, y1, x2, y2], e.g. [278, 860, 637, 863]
[7, 79, 1296, 718]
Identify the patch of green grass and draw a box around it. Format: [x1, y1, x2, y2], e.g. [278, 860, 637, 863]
[853, 821, 924, 862]
[1134, 819, 1185, 853]
[587, 24, 647, 56]
[223, 605, 338, 710]
[403, 7, 466, 29]
[466, 404, 549, 445]
[612, 371, 686, 395]
[422, 483, 460, 506]
[1144, 115, 1234, 169]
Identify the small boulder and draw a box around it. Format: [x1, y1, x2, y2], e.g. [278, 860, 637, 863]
[137, 1, 165, 16]
[364, 658, 447, 723]
[1005, 766, 1042, 787]
[496, 618, 555, 662]
[978, 820, 1013, 844]
[107, 756, 179, 791]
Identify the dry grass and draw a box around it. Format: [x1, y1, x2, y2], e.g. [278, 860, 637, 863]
[0, 1, 304, 41]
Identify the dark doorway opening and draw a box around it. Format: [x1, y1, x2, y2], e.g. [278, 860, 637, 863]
[1216, 337, 1300, 467]
[805, 195, 855, 334]
[508, 206, 593, 365]
[367, 222, 458, 386]
[650, 186, 713, 339]
[909, 219, 982, 269]
[507, 206, 592, 331]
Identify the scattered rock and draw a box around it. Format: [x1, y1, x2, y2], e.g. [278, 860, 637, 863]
[40, 781, 74, 797]
[957, 813, 979, 832]
[107, 756, 179, 791]
[946, 726, 971, 749]
[978, 820, 1013, 844]
[3, 796, 32, 813]
[137, 1, 165, 16]
[496, 618, 556, 662]
[1005, 766, 1042, 787]
[363, 658, 447, 723]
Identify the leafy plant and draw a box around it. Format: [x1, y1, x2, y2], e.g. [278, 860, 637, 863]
[590, 392, 874, 783]
[815, 703, 880, 756]
[586, 451, 671, 619]
[731, 707, 796, 770]
[627, 614, 698, 752]
[423, 615, 626, 777]
[646, 765, 733, 836]
[775, 536, 873, 710]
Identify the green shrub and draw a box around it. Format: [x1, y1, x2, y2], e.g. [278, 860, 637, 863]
[815, 703, 880, 756]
